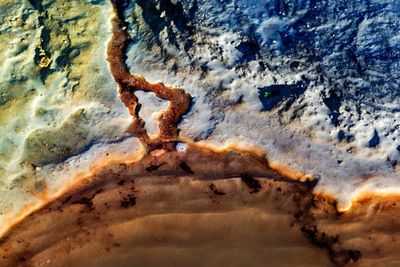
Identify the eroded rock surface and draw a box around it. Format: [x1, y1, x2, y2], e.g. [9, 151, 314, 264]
[0, 0, 399, 266]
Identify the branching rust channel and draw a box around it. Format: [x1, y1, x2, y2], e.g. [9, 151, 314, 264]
[108, 0, 191, 151]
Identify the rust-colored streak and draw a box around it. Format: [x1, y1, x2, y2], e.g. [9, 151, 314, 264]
[107, 0, 191, 146]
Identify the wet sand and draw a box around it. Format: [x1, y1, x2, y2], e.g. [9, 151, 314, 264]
[2, 145, 400, 266]
[0, 144, 362, 267]
[0, 177, 332, 267]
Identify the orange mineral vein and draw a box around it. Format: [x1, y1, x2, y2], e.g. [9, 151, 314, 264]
[108, 0, 191, 150]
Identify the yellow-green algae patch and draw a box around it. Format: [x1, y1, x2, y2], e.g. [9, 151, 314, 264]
[0, 0, 133, 234]
[0, 0, 119, 171]
[22, 108, 91, 167]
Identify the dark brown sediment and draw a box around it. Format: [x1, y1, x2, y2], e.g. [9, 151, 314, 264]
[0, 142, 364, 267]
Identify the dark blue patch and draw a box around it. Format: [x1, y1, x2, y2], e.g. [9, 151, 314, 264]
[235, 39, 259, 62]
[258, 81, 308, 111]
[322, 90, 342, 126]
[368, 130, 380, 148]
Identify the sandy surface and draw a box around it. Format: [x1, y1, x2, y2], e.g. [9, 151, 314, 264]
[0, 148, 333, 267]
[0, 1, 399, 267]
[0, 144, 378, 267]
[3, 145, 400, 266]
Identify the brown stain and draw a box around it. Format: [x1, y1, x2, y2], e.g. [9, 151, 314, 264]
[292, 192, 362, 267]
[209, 183, 226, 196]
[241, 175, 262, 194]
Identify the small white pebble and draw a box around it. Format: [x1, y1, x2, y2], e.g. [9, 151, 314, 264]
[176, 143, 187, 152]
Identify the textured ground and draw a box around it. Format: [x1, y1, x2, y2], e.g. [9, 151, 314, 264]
[0, 144, 358, 267]
[0, 0, 139, 232]
[0, 0, 399, 266]
[124, 0, 400, 208]
[2, 145, 400, 267]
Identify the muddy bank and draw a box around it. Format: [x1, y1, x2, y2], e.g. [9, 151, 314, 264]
[0, 143, 366, 267]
